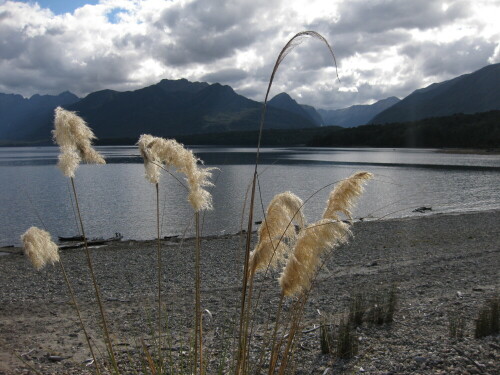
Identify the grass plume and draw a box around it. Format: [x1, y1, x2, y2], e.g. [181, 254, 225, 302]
[52, 106, 105, 177]
[138, 134, 214, 374]
[249, 191, 305, 275]
[279, 219, 351, 297]
[137, 134, 214, 211]
[21, 226, 59, 270]
[323, 171, 373, 221]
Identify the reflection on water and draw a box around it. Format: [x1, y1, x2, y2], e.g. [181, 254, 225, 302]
[0, 146, 499, 246]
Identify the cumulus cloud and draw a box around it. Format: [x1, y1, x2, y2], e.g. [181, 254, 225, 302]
[0, 0, 498, 110]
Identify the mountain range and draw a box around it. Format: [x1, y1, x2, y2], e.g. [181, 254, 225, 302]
[371, 63, 500, 124]
[0, 62, 498, 143]
[318, 96, 400, 127]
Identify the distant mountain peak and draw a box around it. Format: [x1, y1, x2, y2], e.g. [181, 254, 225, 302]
[269, 92, 321, 126]
[156, 78, 209, 93]
[318, 97, 400, 127]
[370, 63, 500, 124]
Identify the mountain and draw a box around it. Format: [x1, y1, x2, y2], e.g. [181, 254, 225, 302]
[0, 91, 79, 140]
[308, 111, 500, 149]
[301, 104, 324, 126]
[317, 97, 400, 127]
[371, 63, 500, 124]
[268, 92, 323, 125]
[3, 79, 318, 142]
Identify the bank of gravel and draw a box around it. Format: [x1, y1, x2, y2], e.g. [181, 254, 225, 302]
[0, 210, 499, 374]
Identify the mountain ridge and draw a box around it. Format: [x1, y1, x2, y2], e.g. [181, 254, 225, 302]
[1, 63, 499, 143]
[371, 63, 500, 124]
[318, 96, 400, 127]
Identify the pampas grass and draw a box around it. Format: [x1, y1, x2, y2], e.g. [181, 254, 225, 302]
[21, 226, 59, 270]
[323, 171, 373, 221]
[249, 191, 305, 275]
[52, 106, 105, 177]
[21, 226, 101, 373]
[138, 134, 214, 375]
[52, 107, 118, 372]
[137, 134, 214, 212]
[279, 172, 373, 296]
[279, 219, 351, 297]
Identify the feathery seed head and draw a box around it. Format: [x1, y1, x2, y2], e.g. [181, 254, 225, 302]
[21, 227, 60, 271]
[323, 172, 373, 221]
[52, 107, 105, 177]
[137, 134, 162, 184]
[137, 134, 214, 211]
[249, 191, 306, 275]
[279, 219, 351, 296]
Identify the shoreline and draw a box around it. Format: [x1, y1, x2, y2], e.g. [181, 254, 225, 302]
[1, 208, 499, 251]
[1, 209, 499, 374]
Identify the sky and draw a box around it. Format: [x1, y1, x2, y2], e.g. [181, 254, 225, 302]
[0, 0, 498, 109]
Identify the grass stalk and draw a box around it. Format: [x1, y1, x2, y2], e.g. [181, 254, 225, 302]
[70, 177, 118, 373]
[194, 211, 203, 375]
[58, 260, 101, 374]
[236, 31, 338, 374]
[155, 182, 164, 372]
[267, 293, 285, 375]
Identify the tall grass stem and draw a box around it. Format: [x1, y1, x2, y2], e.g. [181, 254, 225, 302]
[70, 177, 118, 373]
[58, 261, 101, 374]
[155, 182, 163, 372]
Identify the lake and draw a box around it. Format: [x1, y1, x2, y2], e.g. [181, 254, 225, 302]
[1, 146, 499, 246]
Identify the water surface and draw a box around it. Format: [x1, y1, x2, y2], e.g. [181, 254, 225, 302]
[1, 146, 499, 246]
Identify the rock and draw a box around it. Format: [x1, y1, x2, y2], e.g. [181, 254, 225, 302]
[414, 356, 427, 365]
[413, 206, 432, 213]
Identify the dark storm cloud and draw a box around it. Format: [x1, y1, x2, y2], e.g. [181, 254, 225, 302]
[330, 0, 470, 34]
[0, 10, 11, 21]
[0, 25, 25, 59]
[400, 37, 497, 77]
[154, 0, 273, 66]
[201, 68, 247, 83]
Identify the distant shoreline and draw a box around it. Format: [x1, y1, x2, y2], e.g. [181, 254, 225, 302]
[1, 141, 499, 155]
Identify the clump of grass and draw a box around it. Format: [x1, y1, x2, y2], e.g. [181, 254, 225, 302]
[365, 285, 398, 325]
[336, 317, 358, 359]
[449, 312, 466, 339]
[348, 292, 366, 327]
[475, 295, 499, 338]
[319, 319, 334, 355]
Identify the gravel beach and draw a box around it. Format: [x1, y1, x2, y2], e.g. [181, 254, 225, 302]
[0, 210, 499, 374]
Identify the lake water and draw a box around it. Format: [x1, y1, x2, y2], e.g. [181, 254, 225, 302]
[1, 146, 499, 246]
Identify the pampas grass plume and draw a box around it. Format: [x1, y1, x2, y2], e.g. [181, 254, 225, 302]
[249, 191, 305, 274]
[137, 134, 214, 211]
[21, 227, 60, 270]
[279, 219, 350, 296]
[323, 172, 373, 221]
[279, 172, 372, 296]
[137, 134, 162, 184]
[52, 107, 105, 177]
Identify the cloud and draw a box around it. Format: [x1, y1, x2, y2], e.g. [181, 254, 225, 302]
[201, 68, 248, 83]
[400, 37, 497, 78]
[328, 0, 471, 34]
[0, 0, 498, 112]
